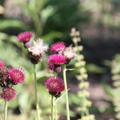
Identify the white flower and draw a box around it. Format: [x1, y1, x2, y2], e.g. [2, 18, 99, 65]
[28, 39, 48, 56]
[64, 47, 76, 60]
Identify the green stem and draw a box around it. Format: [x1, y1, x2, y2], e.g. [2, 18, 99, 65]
[32, 13, 42, 37]
[33, 64, 40, 120]
[63, 65, 70, 120]
[4, 101, 8, 120]
[55, 103, 57, 120]
[51, 95, 54, 120]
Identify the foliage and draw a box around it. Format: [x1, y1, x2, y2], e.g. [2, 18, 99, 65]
[111, 54, 120, 120]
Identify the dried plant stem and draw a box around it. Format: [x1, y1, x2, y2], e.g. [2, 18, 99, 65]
[51, 95, 54, 120]
[4, 101, 8, 120]
[33, 64, 40, 120]
[63, 65, 70, 120]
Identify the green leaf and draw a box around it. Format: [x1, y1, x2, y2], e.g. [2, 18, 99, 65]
[41, 6, 55, 23]
[43, 31, 63, 41]
[87, 64, 106, 74]
[0, 20, 29, 30]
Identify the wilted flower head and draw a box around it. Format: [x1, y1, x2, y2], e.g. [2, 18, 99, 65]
[0, 66, 9, 87]
[29, 39, 48, 56]
[18, 32, 32, 43]
[0, 87, 16, 101]
[0, 61, 4, 67]
[45, 76, 64, 97]
[64, 47, 75, 60]
[50, 42, 66, 53]
[28, 39, 48, 64]
[9, 68, 25, 84]
[48, 54, 66, 65]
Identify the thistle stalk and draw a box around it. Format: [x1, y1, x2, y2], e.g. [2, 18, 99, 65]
[4, 101, 8, 120]
[55, 103, 58, 120]
[63, 65, 70, 120]
[33, 64, 40, 120]
[51, 96, 54, 120]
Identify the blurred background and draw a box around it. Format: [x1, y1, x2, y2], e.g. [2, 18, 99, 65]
[0, 0, 120, 120]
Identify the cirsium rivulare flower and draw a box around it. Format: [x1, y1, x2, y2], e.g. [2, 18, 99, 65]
[48, 54, 66, 65]
[50, 42, 66, 53]
[18, 32, 32, 43]
[28, 39, 48, 56]
[28, 39, 48, 64]
[0, 87, 16, 101]
[0, 66, 9, 87]
[45, 76, 64, 96]
[0, 61, 4, 67]
[64, 46, 76, 60]
[8, 68, 25, 84]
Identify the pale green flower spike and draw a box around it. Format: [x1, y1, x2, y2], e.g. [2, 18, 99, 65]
[71, 28, 95, 120]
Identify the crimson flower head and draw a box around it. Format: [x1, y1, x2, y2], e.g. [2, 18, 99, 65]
[0, 61, 4, 67]
[50, 42, 66, 53]
[45, 77, 64, 97]
[48, 54, 66, 65]
[18, 32, 32, 43]
[0, 88, 16, 101]
[9, 68, 25, 84]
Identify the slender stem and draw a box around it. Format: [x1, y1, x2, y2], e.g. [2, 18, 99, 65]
[33, 64, 40, 120]
[51, 95, 54, 120]
[63, 65, 70, 120]
[4, 101, 8, 120]
[54, 102, 58, 120]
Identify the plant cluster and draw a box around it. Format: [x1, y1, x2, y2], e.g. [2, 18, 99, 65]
[0, 61, 24, 120]
[0, 29, 94, 120]
[17, 31, 48, 120]
[47, 41, 75, 120]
